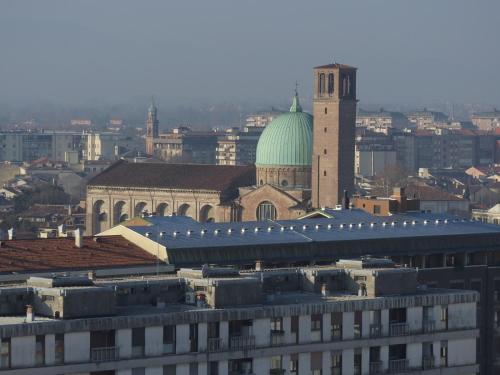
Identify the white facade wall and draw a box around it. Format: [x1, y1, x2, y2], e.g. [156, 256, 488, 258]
[342, 311, 354, 340]
[407, 306, 422, 333]
[198, 322, 208, 352]
[253, 318, 270, 347]
[407, 343, 422, 368]
[342, 349, 354, 374]
[448, 338, 476, 366]
[449, 302, 476, 330]
[298, 352, 310, 374]
[145, 367, 163, 375]
[11, 336, 35, 368]
[253, 356, 270, 374]
[45, 334, 55, 366]
[64, 332, 90, 363]
[322, 313, 332, 341]
[116, 328, 132, 358]
[145, 326, 163, 356]
[176, 324, 190, 353]
[298, 315, 311, 344]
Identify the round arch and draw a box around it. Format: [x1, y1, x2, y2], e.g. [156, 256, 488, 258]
[134, 202, 148, 217]
[256, 201, 277, 221]
[199, 205, 215, 223]
[113, 201, 127, 225]
[93, 200, 107, 233]
[156, 203, 169, 217]
[177, 203, 192, 217]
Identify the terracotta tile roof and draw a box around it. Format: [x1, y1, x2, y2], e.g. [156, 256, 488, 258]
[88, 160, 256, 192]
[405, 185, 465, 201]
[0, 236, 158, 274]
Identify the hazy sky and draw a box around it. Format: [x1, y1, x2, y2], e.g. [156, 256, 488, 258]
[1, 0, 499, 108]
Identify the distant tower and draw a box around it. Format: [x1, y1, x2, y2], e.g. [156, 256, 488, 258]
[311, 63, 357, 208]
[145, 98, 159, 155]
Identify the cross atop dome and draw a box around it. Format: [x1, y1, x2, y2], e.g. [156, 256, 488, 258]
[290, 84, 302, 113]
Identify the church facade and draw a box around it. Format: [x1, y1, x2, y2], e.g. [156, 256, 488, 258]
[86, 63, 357, 234]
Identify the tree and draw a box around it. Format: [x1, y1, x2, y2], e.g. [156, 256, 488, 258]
[372, 163, 409, 196]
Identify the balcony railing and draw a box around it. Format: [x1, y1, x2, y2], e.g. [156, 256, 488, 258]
[163, 342, 175, 354]
[131, 345, 145, 358]
[389, 359, 409, 373]
[422, 320, 436, 333]
[331, 328, 342, 341]
[369, 361, 383, 374]
[208, 337, 225, 352]
[90, 346, 120, 362]
[389, 322, 409, 336]
[370, 323, 383, 338]
[270, 330, 285, 346]
[229, 335, 255, 351]
[422, 355, 435, 369]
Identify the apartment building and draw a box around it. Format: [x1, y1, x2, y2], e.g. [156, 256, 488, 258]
[472, 110, 500, 131]
[0, 258, 478, 375]
[216, 131, 260, 166]
[356, 109, 409, 134]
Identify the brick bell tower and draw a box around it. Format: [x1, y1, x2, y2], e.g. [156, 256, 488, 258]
[145, 97, 159, 155]
[311, 63, 357, 208]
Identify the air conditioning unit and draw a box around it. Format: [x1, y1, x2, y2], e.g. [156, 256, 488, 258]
[185, 292, 195, 304]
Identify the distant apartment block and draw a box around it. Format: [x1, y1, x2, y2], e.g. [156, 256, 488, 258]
[245, 111, 281, 129]
[406, 110, 448, 129]
[82, 132, 118, 161]
[0, 131, 82, 163]
[216, 131, 260, 166]
[356, 109, 409, 134]
[472, 109, 500, 131]
[355, 135, 396, 177]
[70, 119, 92, 127]
[0, 258, 478, 375]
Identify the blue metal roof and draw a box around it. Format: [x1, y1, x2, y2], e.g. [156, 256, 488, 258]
[127, 210, 500, 250]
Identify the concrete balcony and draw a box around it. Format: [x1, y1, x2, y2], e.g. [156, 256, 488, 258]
[389, 359, 409, 373]
[229, 335, 255, 351]
[90, 346, 119, 362]
[422, 355, 435, 370]
[270, 330, 285, 346]
[163, 342, 175, 354]
[422, 320, 436, 333]
[370, 323, 383, 338]
[369, 361, 383, 374]
[207, 337, 225, 352]
[389, 323, 409, 337]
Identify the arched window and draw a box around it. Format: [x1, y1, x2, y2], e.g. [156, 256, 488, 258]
[328, 73, 334, 95]
[318, 73, 326, 96]
[256, 201, 277, 221]
[281, 180, 288, 187]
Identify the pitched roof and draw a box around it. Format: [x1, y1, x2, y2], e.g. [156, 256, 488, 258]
[0, 235, 158, 274]
[405, 185, 465, 201]
[88, 160, 256, 191]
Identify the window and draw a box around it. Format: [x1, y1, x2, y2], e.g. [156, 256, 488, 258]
[132, 328, 145, 357]
[354, 350, 362, 375]
[0, 338, 10, 369]
[440, 306, 448, 329]
[164, 365, 176, 375]
[324, 149, 327, 155]
[35, 335, 45, 366]
[332, 351, 342, 372]
[440, 341, 448, 367]
[373, 205, 381, 214]
[290, 355, 298, 374]
[163, 326, 175, 354]
[271, 317, 283, 332]
[331, 312, 342, 340]
[311, 314, 322, 331]
[324, 107, 328, 114]
[189, 324, 198, 352]
[256, 201, 277, 221]
[271, 356, 283, 371]
[208, 362, 218, 375]
[54, 334, 64, 364]
[319, 73, 326, 96]
[324, 127, 327, 133]
[132, 368, 145, 375]
[328, 73, 335, 95]
[354, 311, 362, 338]
[323, 171, 327, 177]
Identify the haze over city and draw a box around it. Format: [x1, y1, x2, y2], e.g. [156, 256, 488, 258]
[1, 0, 499, 110]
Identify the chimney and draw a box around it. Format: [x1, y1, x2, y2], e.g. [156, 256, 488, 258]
[7, 228, 15, 240]
[74, 228, 83, 248]
[26, 305, 34, 323]
[342, 190, 350, 210]
[57, 224, 66, 237]
[321, 283, 329, 297]
[255, 260, 264, 271]
[88, 270, 96, 281]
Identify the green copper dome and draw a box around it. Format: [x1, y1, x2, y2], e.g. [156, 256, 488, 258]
[256, 93, 313, 166]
